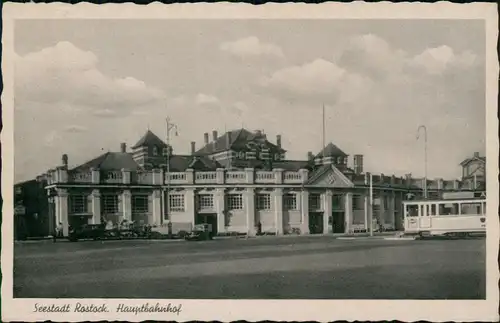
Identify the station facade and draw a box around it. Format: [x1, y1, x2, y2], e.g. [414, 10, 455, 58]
[41, 128, 486, 237]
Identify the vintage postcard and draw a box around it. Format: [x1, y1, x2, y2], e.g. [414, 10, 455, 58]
[1, 2, 499, 322]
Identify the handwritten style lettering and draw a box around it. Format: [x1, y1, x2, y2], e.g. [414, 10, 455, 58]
[116, 303, 182, 315]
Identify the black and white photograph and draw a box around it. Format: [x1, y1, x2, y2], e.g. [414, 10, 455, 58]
[2, 2, 498, 322]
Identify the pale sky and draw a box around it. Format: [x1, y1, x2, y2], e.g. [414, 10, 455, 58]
[14, 19, 486, 183]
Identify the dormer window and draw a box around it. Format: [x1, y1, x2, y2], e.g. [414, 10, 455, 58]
[153, 146, 158, 156]
[343, 156, 348, 165]
[162, 147, 169, 156]
[337, 156, 342, 164]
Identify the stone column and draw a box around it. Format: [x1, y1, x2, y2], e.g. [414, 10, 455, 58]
[245, 168, 255, 184]
[245, 188, 256, 236]
[57, 189, 69, 236]
[122, 168, 131, 184]
[185, 188, 196, 227]
[344, 192, 353, 234]
[151, 190, 162, 225]
[300, 190, 310, 234]
[91, 167, 100, 184]
[273, 188, 284, 235]
[215, 188, 226, 234]
[323, 190, 332, 234]
[91, 189, 101, 225]
[122, 190, 132, 222]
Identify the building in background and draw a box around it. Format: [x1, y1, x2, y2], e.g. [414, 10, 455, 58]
[14, 177, 51, 239]
[19, 127, 486, 239]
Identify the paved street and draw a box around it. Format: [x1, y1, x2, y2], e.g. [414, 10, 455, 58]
[14, 236, 486, 299]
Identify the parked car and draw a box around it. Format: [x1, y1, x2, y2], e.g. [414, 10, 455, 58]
[185, 223, 213, 241]
[68, 224, 106, 242]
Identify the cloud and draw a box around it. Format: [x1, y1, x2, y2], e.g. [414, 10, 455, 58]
[15, 41, 164, 116]
[409, 45, 478, 75]
[220, 36, 284, 58]
[195, 93, 220, 105]
[260, 58, 373, 104]
[63, 125, 88, 133]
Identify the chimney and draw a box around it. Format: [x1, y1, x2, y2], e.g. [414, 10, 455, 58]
[474, 152, 480, 158]
[204, 132, 209, 145]
[276, 135, 282, 148]
[62, 154, 68, 167]
[120, 143, 127, 153]
[353, 154, 364, 175]
[307, 151, 314, 160]
[212, 130, 218, 142]
[190, 141, 196, 155]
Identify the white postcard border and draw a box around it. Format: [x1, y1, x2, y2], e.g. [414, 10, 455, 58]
[2, 2, 499, 322]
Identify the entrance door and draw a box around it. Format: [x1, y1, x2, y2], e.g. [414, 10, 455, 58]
[331, 212, 345, 233]
[309, 213, 324, 234]
[195, 213, 218, 236]
[419, 205, 431, 228]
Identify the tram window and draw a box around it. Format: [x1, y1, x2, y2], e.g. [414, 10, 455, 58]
[439, 203, 459, 216]
[460, 203, 482, 215]
[406, 205, 419, 217]
[426, 204, 437, 216]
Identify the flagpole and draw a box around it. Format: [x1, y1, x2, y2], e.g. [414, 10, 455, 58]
[322, 104, 326, 152]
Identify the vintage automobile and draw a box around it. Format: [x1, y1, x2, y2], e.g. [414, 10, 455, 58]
[185, 223, 213, 241]
[68, 224, 106, 242]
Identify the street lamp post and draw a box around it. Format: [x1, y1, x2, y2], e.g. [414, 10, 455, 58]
[165, 117, 178, 224]
[416, 125, 428, 199]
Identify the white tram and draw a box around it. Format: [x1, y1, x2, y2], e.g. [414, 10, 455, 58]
[403, 197, 486, 237]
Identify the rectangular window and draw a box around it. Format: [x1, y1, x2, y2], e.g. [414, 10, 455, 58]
[256, 194, 271, 210]
[460, 202, 482, 215]
[284, 193, 297, 210]
[439, 203, 459, 216]
[352, 194, 363, 210]
[426, 204, 437, 216]
[198, 194, 214, 210]
[406, 205, 419, 217]
[309, 194, 322, 210]
[69, 195, 88, 214]
[102, 195, 119, 214]
[227, 194, 243, 210]
[132, 195, 149, 213]
[169, 194, 185, 212]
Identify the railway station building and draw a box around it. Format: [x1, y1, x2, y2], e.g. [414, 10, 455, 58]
[40, 128, 486, 237]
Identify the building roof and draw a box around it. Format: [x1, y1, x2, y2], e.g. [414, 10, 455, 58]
[131, 130, 168, 149]
[460, 156, 486, 166]
[315, 142, 347, 158]
[71, 152, 141, 172]
[195, 128, 285, 155]
[272, 160, 312, 171]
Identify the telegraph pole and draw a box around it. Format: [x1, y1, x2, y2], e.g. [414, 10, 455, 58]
[417, 125, 428, 199]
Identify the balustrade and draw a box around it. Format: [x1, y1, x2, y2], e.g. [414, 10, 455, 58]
[255, 171, 275, 184]
[195, 171, 217, 184]
[69, 171, 92, 183]
[101, 171, 123, 184]
[166, 172, 188, 184]
[283, 171, 303, 183]
[225, 171, 246, 183]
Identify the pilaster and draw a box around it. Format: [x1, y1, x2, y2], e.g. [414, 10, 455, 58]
[300, 190, 310, 234]
[273, 188, 284, 235]
[91, 189, 101, 225]
[388, 190, 396, 229]
[245, 168, 255, 184]
[215, 188, 226, 233]
[185, 188, 196, 227]
[323, 190, 333, 234]
[364, 194, 369, 231]
[152, 169, 163, 185]
[274, 168, 284, 184]
[57, 188, 69, 236]
[151, 190, 162, 225]
[186, 169, 195, 184]
[344, 192, 353, 234]
[245, 188, 256, 236]
[122, 190, 132, 221]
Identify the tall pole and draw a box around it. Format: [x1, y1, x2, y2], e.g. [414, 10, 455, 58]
[369, 172, 374, 236]
[165, 117, 178, 223]
[417, 125, 428, 199]
[322, 104, 326, 152]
